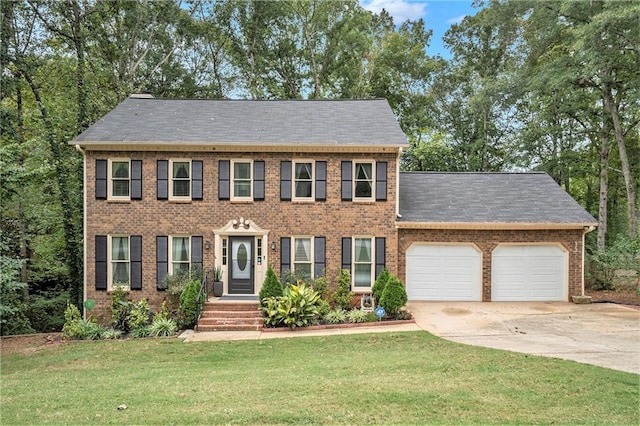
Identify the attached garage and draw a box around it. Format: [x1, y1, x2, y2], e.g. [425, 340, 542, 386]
[406, 244, 482, 301]
[492, 245, 567, 301]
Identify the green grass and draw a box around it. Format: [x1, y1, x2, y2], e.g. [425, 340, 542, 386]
[1, 332, 638, 425]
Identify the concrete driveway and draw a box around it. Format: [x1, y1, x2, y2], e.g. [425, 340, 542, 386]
[408, 301, 640, 374]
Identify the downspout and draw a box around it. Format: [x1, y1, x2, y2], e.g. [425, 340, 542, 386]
[396, 148, 402, 219]
[582, 225, 596, 296]
[75, 144, 87, 318]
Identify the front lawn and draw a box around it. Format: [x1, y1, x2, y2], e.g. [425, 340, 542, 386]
[1, 332, 637, 424]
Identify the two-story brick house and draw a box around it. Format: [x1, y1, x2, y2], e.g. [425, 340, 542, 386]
[72, 95, 596, 317]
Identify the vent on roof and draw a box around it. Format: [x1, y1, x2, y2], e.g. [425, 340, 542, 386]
[130, 92, 154, 99]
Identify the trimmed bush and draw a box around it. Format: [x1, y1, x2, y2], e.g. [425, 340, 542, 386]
[261, 283, 321, 329]
[312, 273, 329, 301]
[179, 279, 203, 329]
[372, 268, 390, 305]
[259, 265, 283, 307]
[379, 276, 408, 316]
[333, 269, 354, 310]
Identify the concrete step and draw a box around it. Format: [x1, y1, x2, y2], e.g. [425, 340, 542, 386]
[200, 310, 262, 319]
[196, 323, 263, 332]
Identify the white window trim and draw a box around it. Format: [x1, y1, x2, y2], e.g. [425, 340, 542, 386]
[169, 159, 191, 201]
[352, 160, 376, 202]
[292, 160, 315, 202]
[291, 236, 314, 279]
[169, 235, 191, 275]
[107, 158, 131, 201]
[108, 235, 130, 291]
[352, 236, 374, 292]
[230, 159, 253, 202]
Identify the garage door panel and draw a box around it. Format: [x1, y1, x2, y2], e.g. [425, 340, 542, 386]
[492, 245, 566, 301]
[407, 244, 481, 301]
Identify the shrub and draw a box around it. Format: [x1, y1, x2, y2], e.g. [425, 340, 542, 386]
[25, 291, 68, 333]
[163, 269, 192, 307]
[128, 299, 151, 330]
[179, 279, 203, 329]
[372, 268, 390, 305]
[102, 328, 124, 339]
[83, 321, 107, 340]
[61, 302, 83, 339]
[324, 309, 347, 324]
[333, 269, 354, 310]
[154, 299, 172, 322]
[130, 326, 151, 338]
[0, 253, 34, 336]
[347, 309, 369, 323]
[149, 317, 178, 337]
[261, 283, 321, 329]
[587, 237, 640, 290]
[311, 273, 329, 301]
[280, 268, 308, 287]
[317, 299, 331, 319]
[259, 265, 283, 307]
[380, 276, 408, 316]
[110, 287, 131, 332]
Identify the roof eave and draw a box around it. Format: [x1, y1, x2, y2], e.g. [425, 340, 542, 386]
[395, 221, 598, 230]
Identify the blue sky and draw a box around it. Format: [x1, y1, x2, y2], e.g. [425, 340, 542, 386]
[359, 0, 478, 58]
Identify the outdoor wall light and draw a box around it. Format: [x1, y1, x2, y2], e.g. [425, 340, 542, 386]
[271, 241, 276, 251]
[205, 241, 211, 250]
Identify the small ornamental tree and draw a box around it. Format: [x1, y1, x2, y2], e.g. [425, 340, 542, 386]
[333, 269, 354, 310]
[372, 267, 390, 305]
[379, 276, 408, 316]
[259, 265, 283, 307]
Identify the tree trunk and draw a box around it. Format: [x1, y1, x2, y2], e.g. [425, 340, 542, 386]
[597, 129, 610, 252]
[603, 85, 638, 239]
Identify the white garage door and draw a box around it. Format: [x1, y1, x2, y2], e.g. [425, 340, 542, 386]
[492, 245, 567, 301]
[406, 244, 482, 301]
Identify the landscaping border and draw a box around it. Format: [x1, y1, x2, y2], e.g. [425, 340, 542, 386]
[261, 319, 415, 332]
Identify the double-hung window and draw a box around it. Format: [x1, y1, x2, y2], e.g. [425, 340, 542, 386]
[170, 236, 191, 274]
[171, 160, 191, 199]
[292, 237, 313, 280]
[353, 237, 374, 290]
[110, 236, 130, 289]
[232, 160, 252, 201]
[109, 160, 130, 199]
[354, 162, 374, 201]
[293, 161, 314, 200]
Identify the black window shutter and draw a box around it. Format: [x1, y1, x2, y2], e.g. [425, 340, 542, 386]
[376, 162, 387, 201]
[156, 236, 168, 290]
[341, 161, 352, 201]
[219, 160, 230, 200]
[191, 236, 203, 272]
[280, 237, 291, 275]
[314, 237, 326, 278]
[280, 161, 292, 201]
[131, 160, 142, 200]
[315, 161, 326, 201]
[95, 160, 107, 200]
[192, 160, 203, 200]
[157, 160, 168, 200]
[341, 237, 352, 272]
[375, 237, 386, 278]
[95, 235, 107, 290]
[130, 235, 142, 290]
[254, 161, 265, 201]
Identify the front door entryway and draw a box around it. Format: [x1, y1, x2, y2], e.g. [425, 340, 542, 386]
[229, 237, 254, 294]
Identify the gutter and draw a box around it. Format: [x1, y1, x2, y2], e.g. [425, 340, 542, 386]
[395, 222, 599, 231]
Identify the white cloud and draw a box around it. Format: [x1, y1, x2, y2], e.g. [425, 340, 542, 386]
[447, 14, 466, 25]
[360, 0, 428, 24]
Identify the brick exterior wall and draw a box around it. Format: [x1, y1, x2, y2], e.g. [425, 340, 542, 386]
[397, 228, 585, 302]
[85, 150, 400, 318]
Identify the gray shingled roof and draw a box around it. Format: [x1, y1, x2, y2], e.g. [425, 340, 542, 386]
[398, 172, 597, 225]
[72, 97, 407, 146]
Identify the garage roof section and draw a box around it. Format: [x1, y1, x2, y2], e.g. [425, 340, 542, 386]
[397, 172, 597, 229]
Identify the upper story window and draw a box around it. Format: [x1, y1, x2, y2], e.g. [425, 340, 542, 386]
[110, 160, 130, 199]
[232, 160, 253, 201]
[96, 159, 142, 201]
[171, 161, 191, 199]
[293, 161, 314, 200]
[354, 162, 374, 200]
[157, 160, 203, 201]
[218, 160, 264, 202]
[341, 161, 387, 202]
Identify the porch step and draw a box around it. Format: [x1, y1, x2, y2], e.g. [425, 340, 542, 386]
[196, 301, 263, 332]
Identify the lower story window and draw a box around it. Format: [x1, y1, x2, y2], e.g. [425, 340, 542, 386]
[353, 237, 373, 290]
[171, 236, 191, 274]
[293, 237, 312, 280]
[110, 236, 130, 290]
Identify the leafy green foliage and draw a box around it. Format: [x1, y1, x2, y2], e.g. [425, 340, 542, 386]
[149, 317, 178, 337]
[380, 276, 408, 316]
[179, 280, 203, 329]
[128, 299, 151, 330]
[324, 309, 347, 325]
[347, 309, 370, 324]
[332, 269, 354, 310]
[372, 267, 390, 305]
[261, 283, 321, 329]
[311, 273, 329, 301]
[61, 302, 106, 340]
[259, 265, 283, 307]
[163, 269, 192, 308]
[110, 287, 132, 333]
[25, 291, 68, 333]
[587, 237, 640, 290]
[0, 251, 34, 336]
